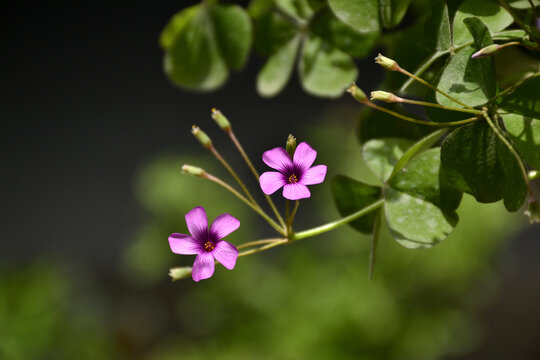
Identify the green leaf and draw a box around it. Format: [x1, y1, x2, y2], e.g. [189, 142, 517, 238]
[384, 188, 458, 249]
[425, 0, 452, 51]
[331, 175, 383, 234]
[159, 5, 199, 50]
[251, 9, 298, 56]
[164, 6, 228, 91]
[298, 35, 358, 98]
[390, 148, 463, 212]
[496, 137, 528, 211]
[503, 113, 540, 170]
[309, 9, 379, 58]
[441, 121, 504, 203]
[388, 129, 446, 181]
[256, 35, 301, 97]
[379, 0, 412, 29]
[500, 75, 540, 119]
[209, 5, 252, 70]
[507, 0, 540, 9]
[452, 0, 513, 46]
[275, 0, 317, 20]
[436, 17, 496, 107]
[328, 0, 380, 33]
[363, 138, 413, 183]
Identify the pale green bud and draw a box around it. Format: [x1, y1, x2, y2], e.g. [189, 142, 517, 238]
[286, 134, 297, 158]
[191, 125, 212, 148]
[471, 44, 501, 58]
[370, 90, 402, 103]
[211, 108, 231, 132]
[347, 84, 368, 103]
[169, 267, 192, 281]
[375, 53, 399, 71]
[182, 164, 206, 177]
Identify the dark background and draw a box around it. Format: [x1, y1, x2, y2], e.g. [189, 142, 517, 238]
[2, 1, 540, 359]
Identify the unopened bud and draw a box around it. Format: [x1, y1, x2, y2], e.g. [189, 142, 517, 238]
[471, 44, 501, 58]
[525, 199, 540, 224]
[347, 84, 368, 103]
[370, 90, 402, 103]
[169, 267, 192, 281]
[375, 53, 399, 71]
[286, 134, 297, 158]
[211, 108, 231, 132]
[182, 164, 206, 177]
[191, 125, 212, 148]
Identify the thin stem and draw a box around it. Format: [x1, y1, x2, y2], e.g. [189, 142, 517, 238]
[237, 238, 286, 250]
[238, 239, 289, 257]
[529, 0, 539, 19]
[369, 208, 383, 282]
[482, 110, 534, 198]
[205, 173, 285, 235]
[366, 101, 480, 127]
[293, 199, 385, 241]
[398, 66, 475, 109]
[209, 145, 260, 207]
[400, 31, 530, 93]
[285, 200, 291, 234]
[499, 0, 538, 41]
[289, 201, 300, 227]
[398, 98, 481, 114]
[490, 72, 540, 103]
[228, 130, 287, 229]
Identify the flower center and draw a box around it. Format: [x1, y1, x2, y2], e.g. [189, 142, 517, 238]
[203, 241, 215, 252]
[288, 174, 298, 184]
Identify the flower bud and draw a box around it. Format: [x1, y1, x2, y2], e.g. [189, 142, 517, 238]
[375, 53, 399, 71]
[525, 199, 540, 224]
[370, 90, 402, 103]
[347, 84, 367, 103]
[286, 134, 297, 158]
[211, 108, 231, 132]
[169, 267, 193, 281]
[191, 125, 212, 148]
[182, 164, 206, 177]
[471, 44, 501, 58]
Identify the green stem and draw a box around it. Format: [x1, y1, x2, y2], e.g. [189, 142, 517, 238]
[238, 239, 289, 257]
[237, 238, 286, 250]
[293, 199, 385, 241]
[366, 101, 480, 127]
[490, 72, 540, 103]
[397, 66, 475, 109]
[529, 0, 539, 19]
[398, 98, 481, 114]
[209, 145, 261, 209]
[205, 173, 285, 235]
[482, 110, 534, 197]
[228, 130, 287, 230]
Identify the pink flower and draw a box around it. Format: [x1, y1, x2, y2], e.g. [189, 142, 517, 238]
[168, 207, 239, 282]
[259, 142, 327, 200]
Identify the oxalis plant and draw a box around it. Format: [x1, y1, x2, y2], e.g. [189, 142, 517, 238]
[162, 0, 540, 282]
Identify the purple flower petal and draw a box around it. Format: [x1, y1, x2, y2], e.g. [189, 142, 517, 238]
[192, 252, 215, 282]
[259, 171, 287, 195]
[212, 241, 239, 270]
[168, 233, 203, 254]
[262, 147, 293, 172]
[300, 165, 327, 185]
[210, 213, 240, 240]
[283, 183, 311, 200]
[185, 206, 208, 240]
[293, 142, 317, 171]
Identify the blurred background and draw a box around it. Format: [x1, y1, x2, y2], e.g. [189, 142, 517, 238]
[2, 1, 540, 359]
